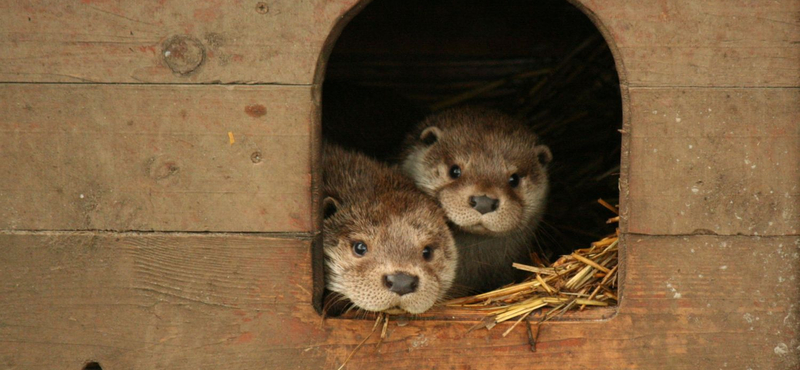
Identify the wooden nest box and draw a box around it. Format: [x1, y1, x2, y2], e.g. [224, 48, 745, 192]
[0, 1, 797, 369]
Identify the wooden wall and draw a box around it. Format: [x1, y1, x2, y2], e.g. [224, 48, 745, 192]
[1, 0, 798, 369]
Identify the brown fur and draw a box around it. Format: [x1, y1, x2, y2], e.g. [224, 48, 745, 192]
[400, 107, 552, 294]
[322, 143, 457, 314]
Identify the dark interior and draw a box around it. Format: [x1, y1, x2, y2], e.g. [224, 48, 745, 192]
[323, 0, 622, 261]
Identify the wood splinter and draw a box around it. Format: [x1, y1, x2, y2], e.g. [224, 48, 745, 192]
[527, 319, 540, 352]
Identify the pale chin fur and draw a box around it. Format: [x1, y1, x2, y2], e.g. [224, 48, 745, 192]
[458, 222, 504, 235]
[339, 285, 438, 315]
[326, 259, 443, 314]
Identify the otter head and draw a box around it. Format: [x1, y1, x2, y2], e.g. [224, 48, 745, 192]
[401, 107, 552, 236]
[323, 190, 457, 314]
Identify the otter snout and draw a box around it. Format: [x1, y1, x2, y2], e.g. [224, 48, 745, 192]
[383, 272, 419, 296]
[469, 195, 499, 215]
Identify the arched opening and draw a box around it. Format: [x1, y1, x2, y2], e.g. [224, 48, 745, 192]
[317, 0, 625, 313]
[83, 362, 103, 370]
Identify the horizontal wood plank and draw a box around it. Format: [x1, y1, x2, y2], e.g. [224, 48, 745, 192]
[624, 87, 799, 236]
[1, 234, 797, 369]
[583, 0, 800, 87]
[0, 232, 320, 369]
[2, 1, 798, 87]
[0, 0, 357, 84]
[0, 84, 314, 232]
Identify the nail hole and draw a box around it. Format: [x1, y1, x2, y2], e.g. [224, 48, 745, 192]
[83, 362, 102, 370]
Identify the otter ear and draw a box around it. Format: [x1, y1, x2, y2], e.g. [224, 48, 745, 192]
[322, 196, 340, 219]
[534, 145, 552, 166]
[420, 126, 442, 146]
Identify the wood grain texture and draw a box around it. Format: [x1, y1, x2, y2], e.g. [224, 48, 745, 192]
[624, 87, 799, 236]
[2, 1, 797, 87]
[0, 84, 314, 232]
[580, 0, 800, 87]
[1, 234, 797, 369]
[0, 233, 320, 369]
[0, 0, 358, 84]
[2, 0, 799, 369]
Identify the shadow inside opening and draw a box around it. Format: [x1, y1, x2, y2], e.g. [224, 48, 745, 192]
[320, 0, 622, 316]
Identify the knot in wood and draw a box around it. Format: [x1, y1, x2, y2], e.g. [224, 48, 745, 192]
[162, 35, 205, 75]
[255, 2, 269, 14]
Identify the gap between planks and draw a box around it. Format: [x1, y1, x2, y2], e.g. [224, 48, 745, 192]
[0, 81, 317, 87]
[2, 82, 797, 90]
[0, 229, 316, 240]
[624, 232, 800, 238]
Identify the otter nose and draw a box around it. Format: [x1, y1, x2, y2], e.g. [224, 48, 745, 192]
[469, 195, 499, 215]
[383, 273, 419, 296]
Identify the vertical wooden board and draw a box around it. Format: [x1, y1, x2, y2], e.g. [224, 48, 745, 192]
[625, 87, 800, 236]
[3, 234, 797, 369]
[0, 0, 359, 84]
[0, 84, 314, 232]
[582, 0, 800, 87]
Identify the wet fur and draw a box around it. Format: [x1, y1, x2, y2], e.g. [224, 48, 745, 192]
[400, 107, 552, 294]
[322, 143, 457, 314]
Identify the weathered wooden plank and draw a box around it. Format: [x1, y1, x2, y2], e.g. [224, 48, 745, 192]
[2, 234, 797, 369]
[0, 232, 320, 369]
[624, 87, 799, 236]
[321, 235, 799, 369]
[579, 0, 800, 87]
[2, 1, 798, 87]
[0, 84, 314, 232]
[0, 0, 358, 84]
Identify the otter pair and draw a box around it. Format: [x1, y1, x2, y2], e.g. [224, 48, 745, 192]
[323, 107, 552, 314]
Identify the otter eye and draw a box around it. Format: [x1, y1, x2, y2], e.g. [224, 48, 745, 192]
[352, 241, 368, 257]
[509, 173, 521, 188]
[448, 165, 462, 179]
[422, 246, 433, 261]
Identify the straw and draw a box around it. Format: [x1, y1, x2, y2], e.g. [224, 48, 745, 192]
[444, 200, 620, 334]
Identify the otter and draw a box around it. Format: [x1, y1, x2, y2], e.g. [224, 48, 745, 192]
[399, 107, 552, 294]
[322, 143, 458, 314]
